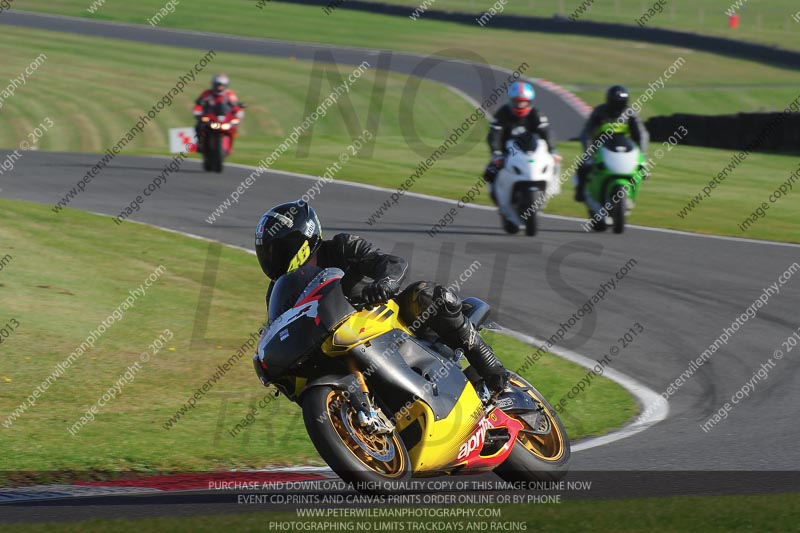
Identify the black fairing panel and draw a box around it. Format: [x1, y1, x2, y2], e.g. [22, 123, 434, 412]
[268, 265, 323, 323]
[260, 267, 355, 381]
[351, 330, 468, 421]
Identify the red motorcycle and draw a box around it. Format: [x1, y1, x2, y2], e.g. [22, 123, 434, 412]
[197, 102, 245, 173]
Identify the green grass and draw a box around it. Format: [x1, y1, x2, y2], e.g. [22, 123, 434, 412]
[1, 24, 798, 243]
[575, 85, 800, 118]
[10, 0, 800, 114]
[0, 197, 636, 482]
[5, 493, 799, 532]
[14, 0, 800, 52]
[384, 0, 800, 50]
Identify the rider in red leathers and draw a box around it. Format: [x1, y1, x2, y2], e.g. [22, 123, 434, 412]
[193, 74, 243, 152]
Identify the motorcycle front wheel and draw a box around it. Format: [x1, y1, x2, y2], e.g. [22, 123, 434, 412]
[302, 386, 411, 494]
[210, 133, 223, 173]
[201, 132, 212, 171]
[610, 184, 626, 234]
[521, 189, 539, 236]
[494, 372, 570, 483]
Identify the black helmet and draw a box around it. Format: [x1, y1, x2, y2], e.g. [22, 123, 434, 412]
[606, 85, 630, 115]
[255, 201, 322, 280]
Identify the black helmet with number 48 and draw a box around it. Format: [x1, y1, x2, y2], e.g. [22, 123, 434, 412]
[255, 201, 322, 280]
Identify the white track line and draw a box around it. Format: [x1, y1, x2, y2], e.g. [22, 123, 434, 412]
[214, 159, 800, 249]
[499, 328, 668, 452]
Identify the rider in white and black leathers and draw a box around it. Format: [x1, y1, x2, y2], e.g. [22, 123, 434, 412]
[575, 85, 649, 201]
[485, 82, 554, 202]
[255, 201, 509, 396]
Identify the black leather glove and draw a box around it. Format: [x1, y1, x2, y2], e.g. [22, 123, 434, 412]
[361, 279, 399, 307]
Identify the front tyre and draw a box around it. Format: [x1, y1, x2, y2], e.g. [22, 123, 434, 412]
[211, 133, 224, 173]
[521, 189, 539, 236]
[494, 372, 570, 483]
[302, 386, 411, 494]
[200, 131, 212, 171]
[610, 184, 626, 234]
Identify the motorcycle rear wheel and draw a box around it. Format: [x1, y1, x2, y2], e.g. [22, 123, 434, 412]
[494, 372, 570, 483]
[302, 386, 411, 494]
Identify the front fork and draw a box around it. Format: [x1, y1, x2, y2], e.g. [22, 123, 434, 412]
[252, 353, 393, 434]
[347, 360, 394, 435]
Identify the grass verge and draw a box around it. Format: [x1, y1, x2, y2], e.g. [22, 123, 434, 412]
[8, 1, 800, 114]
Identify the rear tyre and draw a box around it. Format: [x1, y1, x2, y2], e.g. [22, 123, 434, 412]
[303, 386, 411, 494]
[494, 372, 570, 483]
[610, 184, 626, 234]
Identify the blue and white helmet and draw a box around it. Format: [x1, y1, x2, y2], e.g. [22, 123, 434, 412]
[508, 82, 535, 117]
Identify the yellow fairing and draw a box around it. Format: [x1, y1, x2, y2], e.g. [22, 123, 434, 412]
[395, 384, 484, 473]
[322, 300, 411, 356]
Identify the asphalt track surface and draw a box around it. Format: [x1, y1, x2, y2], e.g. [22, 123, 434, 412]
[1, 150, 799, 521]
[2, 10, 799, 524]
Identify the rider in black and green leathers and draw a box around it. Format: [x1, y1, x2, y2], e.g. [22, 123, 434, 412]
[575, 85, 649, 202]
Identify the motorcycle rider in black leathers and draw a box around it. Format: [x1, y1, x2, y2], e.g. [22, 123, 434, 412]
[575, 85, 649, 202]
[254, 201, 509, 396]
[485, 81, 554, 204]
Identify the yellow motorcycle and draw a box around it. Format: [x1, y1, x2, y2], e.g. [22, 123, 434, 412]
[253, 266, 570, 492]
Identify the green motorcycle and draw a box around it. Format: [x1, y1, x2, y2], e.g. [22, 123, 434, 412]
[583, 124, 648, 234]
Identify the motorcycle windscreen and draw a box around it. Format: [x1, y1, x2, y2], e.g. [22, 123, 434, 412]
[211, 101, 232, 117]
[268, 265, 324, 323]
[511, 133, 539, 153]
[604, 133, 635, 153]
[600, 153, 640, 177]
[261, 266, 355, 379]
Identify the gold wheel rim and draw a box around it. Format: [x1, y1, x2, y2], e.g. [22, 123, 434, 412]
[326, 390, 407, 478]
[507, 377, 566, 462]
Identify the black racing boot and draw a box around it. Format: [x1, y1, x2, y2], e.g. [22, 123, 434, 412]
[489, 184, 498, 206]
[195, 125, 205, 154]
[443, 317, 509, 398]
[574, 166, 588, 202]
[426, 285, 509, 398]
